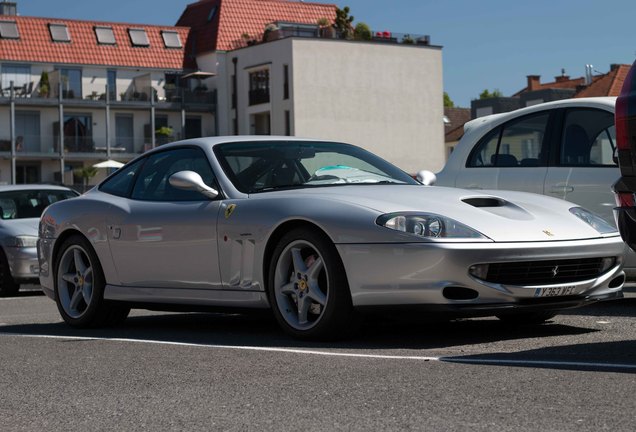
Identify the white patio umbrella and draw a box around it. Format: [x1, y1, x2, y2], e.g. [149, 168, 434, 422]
[93, 159, 125, 169]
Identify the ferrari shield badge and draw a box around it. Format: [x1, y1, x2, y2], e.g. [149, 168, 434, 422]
[225, 204, 237, 219]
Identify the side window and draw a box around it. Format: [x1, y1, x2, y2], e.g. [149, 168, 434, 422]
[99, 159, 144, 197]
[467, 112, 549, 168]
[131, 147, 217, 201]
[467, 128, 500, 167]
[560, 109, 615, 166]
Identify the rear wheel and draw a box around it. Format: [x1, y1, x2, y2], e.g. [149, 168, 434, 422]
[496, 311, 557, 325]
[0, 248, 19, 297]
[55, 235, 129, 327]
[268, 228, 356, 340]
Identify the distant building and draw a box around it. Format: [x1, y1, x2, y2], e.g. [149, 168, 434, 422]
[0, 0, 445, 187]
[471, 64, 631, 119]
[443, 106, 470, 157]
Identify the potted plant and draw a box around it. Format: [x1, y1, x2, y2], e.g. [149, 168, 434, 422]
[402, 34, 414, 44]
[38, 71, 50, 98]
[155, 126, 174, 145]
[317, 17, 335, 38]
[73, 166, 98, 192]
[262, 23, 279, 42]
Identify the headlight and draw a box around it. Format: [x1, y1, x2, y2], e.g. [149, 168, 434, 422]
[8, 235, 38, 248]
[569, 207, 617, 234]
[376, 213, 488, 239]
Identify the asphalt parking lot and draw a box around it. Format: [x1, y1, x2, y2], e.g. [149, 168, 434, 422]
[2, 286, 636, 431]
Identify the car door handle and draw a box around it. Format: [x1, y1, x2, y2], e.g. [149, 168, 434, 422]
[549, 185, 574, 193]
[465, 184, 483, 189]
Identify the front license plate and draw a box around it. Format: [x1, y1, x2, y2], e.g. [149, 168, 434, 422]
[534, 285, 577, 297]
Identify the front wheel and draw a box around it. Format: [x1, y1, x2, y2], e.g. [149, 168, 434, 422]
[55, 235, 129, 327]
[268, 228, 356, 340]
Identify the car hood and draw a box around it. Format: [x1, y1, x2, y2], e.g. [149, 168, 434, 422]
[258, 185, 613, 242]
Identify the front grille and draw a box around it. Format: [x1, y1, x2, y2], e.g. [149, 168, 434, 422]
[484, 257, 611, 286]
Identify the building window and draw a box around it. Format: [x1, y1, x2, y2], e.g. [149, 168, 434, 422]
[161, 31, 182, 49]
[48, 23, 70, 42]
[0, 20, 19, 39]
[207, 5, 218, 22]
[94, 26, 116, 45]
[285, 110, 291, 136]
[107, 70, 117, 101]
[283, 65, 289, 100]
[63, 114, 93, 153]
[248, 69, 270, 106]
[60, 68, 82, 99]
[128, 28, 149, 47]
[1, 64, 30, 91]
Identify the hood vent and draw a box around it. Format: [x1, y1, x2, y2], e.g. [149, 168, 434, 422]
[462, 197, 506, 208]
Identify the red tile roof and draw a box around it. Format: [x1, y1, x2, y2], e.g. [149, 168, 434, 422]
[575, 64, 630, 98]
[177, 0, 336, 53]
[0, 16, 189, 69]
[444, 107, 470, 143]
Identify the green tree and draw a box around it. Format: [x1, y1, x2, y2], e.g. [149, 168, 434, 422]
[443, 92, 454, 108]
[74, 166, 98, 188]
[334, 6, 354, 39]
[353, 22, 371, 41]
[479, 89, 503, 99]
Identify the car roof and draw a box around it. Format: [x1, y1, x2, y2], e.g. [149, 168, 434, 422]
[146, 135, 343, 153]
[0, 184, 76, 192]
[464, 96, 616, 134]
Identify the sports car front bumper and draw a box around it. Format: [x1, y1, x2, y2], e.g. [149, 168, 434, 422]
[337, 236, 625, 312]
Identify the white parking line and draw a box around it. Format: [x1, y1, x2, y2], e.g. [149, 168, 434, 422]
[3, 332, 636, 371]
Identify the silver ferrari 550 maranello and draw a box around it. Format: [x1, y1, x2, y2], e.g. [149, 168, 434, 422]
[38, 136, 626, 339]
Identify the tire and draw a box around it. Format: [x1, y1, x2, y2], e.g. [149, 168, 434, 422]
[496, 311, 557, 325]
[0, 248, 19, 297]
[268, 228, 356, 340]
[54, 234, 128, 327]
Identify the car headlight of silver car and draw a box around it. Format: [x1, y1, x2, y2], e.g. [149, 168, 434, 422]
[7, 235, 38, 248]
[569, 207, 617, 234]
[376, 213, 488, 239]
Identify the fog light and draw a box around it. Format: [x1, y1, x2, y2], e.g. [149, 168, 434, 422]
[469, 264, 489, 280]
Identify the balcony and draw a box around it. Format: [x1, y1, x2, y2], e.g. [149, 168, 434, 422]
[248, 88, 270, 106]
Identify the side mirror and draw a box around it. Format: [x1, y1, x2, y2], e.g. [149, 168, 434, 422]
[416, 170, 437, 186]
[169, 170, 219, 199]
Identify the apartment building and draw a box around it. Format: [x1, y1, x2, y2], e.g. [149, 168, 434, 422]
[0, 0, 445, 186]
[0, 2, 215, 185]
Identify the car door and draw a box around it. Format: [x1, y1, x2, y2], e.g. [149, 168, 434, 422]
[455, 111, 551, 194]
[106, 147, 223, 289]
[543, 108, 619, 224]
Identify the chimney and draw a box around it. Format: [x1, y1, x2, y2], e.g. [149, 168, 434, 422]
[555, 75, 570, 83]
[527, 75, 541, 91]
[0, 1, 17, 16]
[610, 64, 620, 71]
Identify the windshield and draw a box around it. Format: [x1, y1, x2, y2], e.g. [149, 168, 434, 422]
[214, 141, 418, 193]
[0, 189, 78, 220]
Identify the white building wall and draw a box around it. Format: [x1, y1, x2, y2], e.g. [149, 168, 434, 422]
[291, 39, 444, 173]
[217, 38, 444, 173]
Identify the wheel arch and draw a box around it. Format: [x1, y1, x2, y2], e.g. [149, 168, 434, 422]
[51, 229, 91, 275]
[262, 219, 342, 301]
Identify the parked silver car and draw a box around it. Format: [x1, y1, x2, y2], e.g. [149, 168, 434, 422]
[38, 137, 625, 339]
[434, 97, 636, 273]
[0, 185, 79, 296]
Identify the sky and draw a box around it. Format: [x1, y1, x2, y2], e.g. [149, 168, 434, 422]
[9, 0, 636, 107]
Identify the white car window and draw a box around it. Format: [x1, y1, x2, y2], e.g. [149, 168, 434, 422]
[560, 109, 615, 167]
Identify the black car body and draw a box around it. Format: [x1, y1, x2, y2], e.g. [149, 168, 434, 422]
[612, 59, 636, 250]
